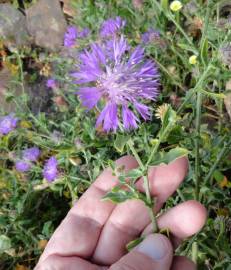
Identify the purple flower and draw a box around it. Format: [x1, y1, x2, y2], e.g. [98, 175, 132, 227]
[78, 28, 90, 38]
[100, 17, 126, 38]
[15, 161, 31, 172]
[22, 147, 40, 162]
[43, 156, 58, 182]
[142, 28, 160, 43]
[0, 114, 18, 135]
[46, 79, 57, 89]
[64, 26, 78, 48]
[73, 36, 160, 132]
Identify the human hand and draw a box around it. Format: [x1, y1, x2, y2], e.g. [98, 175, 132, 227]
[35, 156, 207, 270]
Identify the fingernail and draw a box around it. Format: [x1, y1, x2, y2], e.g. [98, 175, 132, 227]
[136, 234, 169, 261]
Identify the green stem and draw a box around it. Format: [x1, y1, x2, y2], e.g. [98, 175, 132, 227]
[177, 64, 212, 114]
[127, 140, 145, 170]
[152, 0, 195, 48]
[195, 91, 202, 201]
[204, 137, 231, 185]
[127, 140, 158, 233]
[146, 121, 173, 167]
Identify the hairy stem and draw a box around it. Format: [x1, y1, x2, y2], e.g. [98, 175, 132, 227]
[127, 140, 158, 233]
[195, 91, 202, 201]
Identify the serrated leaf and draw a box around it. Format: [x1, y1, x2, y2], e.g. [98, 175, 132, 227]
[0, 235, 11, 254]
[149, 147, 189, 166]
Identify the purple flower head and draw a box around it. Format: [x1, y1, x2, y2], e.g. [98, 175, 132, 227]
[142, 28, 160, 43]
[73, 36, 160, 132]
[22, 147, 40, 162]
[43, 156, 58, 182]
[46, 79, 57, 89]
[100, 17, 126, 38]
[16, 160, 31, 172]
[78, 28, 90, 38]
[64, 26, 78, 48]
[0, 114, 18, 135]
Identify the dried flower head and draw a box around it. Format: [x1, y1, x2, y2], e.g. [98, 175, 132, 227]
[100, 17, 126, 38]
[0, 114, 18, 135]
[219, 44, 231, 68]
[72, 35, 160, 131]
[155, 104, 169, 121]
[142, 28, 160, 43]
[43, 156, 58, 182]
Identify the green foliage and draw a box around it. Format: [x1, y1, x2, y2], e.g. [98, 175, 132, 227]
[0, 0, 231, 269]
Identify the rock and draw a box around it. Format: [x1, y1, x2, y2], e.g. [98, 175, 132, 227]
[0, 67, 26, 113]
[26, 0, 67, 51]
[27, 76, 53, 114]
[0, 4, 29, 47]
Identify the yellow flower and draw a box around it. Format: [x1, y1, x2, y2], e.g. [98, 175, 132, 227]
[189, 55, 197, 65]
[170, 0, 183, 12]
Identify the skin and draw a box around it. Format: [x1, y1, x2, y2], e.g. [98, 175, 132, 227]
[35, 155, 207, 269]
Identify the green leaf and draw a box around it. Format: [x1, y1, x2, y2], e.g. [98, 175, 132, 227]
[158, 106, 177, 141]
[114, 134, 130, 153]
[160, 0, 169, 12]
[0, 235, 11, 254]
[200, 38, 209, 65]
[102, 190, 134, 203]
[126, 236, 144, 251]
[149, 147, 189, 166]
[126, 169, 144, 180]
[213, 170, 224, 183]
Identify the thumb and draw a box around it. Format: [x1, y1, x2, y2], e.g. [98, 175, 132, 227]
[109, 234, 173, 270]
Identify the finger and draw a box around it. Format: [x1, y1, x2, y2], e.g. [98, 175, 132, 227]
[37, 156, 138, 265]
[34, 255, 107, 270]
[171, 256, 196, 270]
[92, 157, 188, 265]
[110, 234, 173, 270]
[143, 200, 207, 244]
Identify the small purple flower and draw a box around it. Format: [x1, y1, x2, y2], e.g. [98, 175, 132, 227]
[100, 17, 126, 38]
[78, 28, 90, 38]
[0, 114, 18, 135]
[43, 156, 58, 182]
[72, 36, 159, 132]
[15, 160, 31, 172]
[22, 147, 40, 162]
[46, 79, 57, 89]
[142, 28, 160, 43]
[64, 26, 78, 48]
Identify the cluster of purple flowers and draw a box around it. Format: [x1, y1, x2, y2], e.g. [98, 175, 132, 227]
[64, 26, 90, 48]
[100, 17, 126, 37]
[15, 147, 58, 182]
[0, 114, 18, 135]
[16, 147, 41, 173]
[70, 17, 160, 132]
